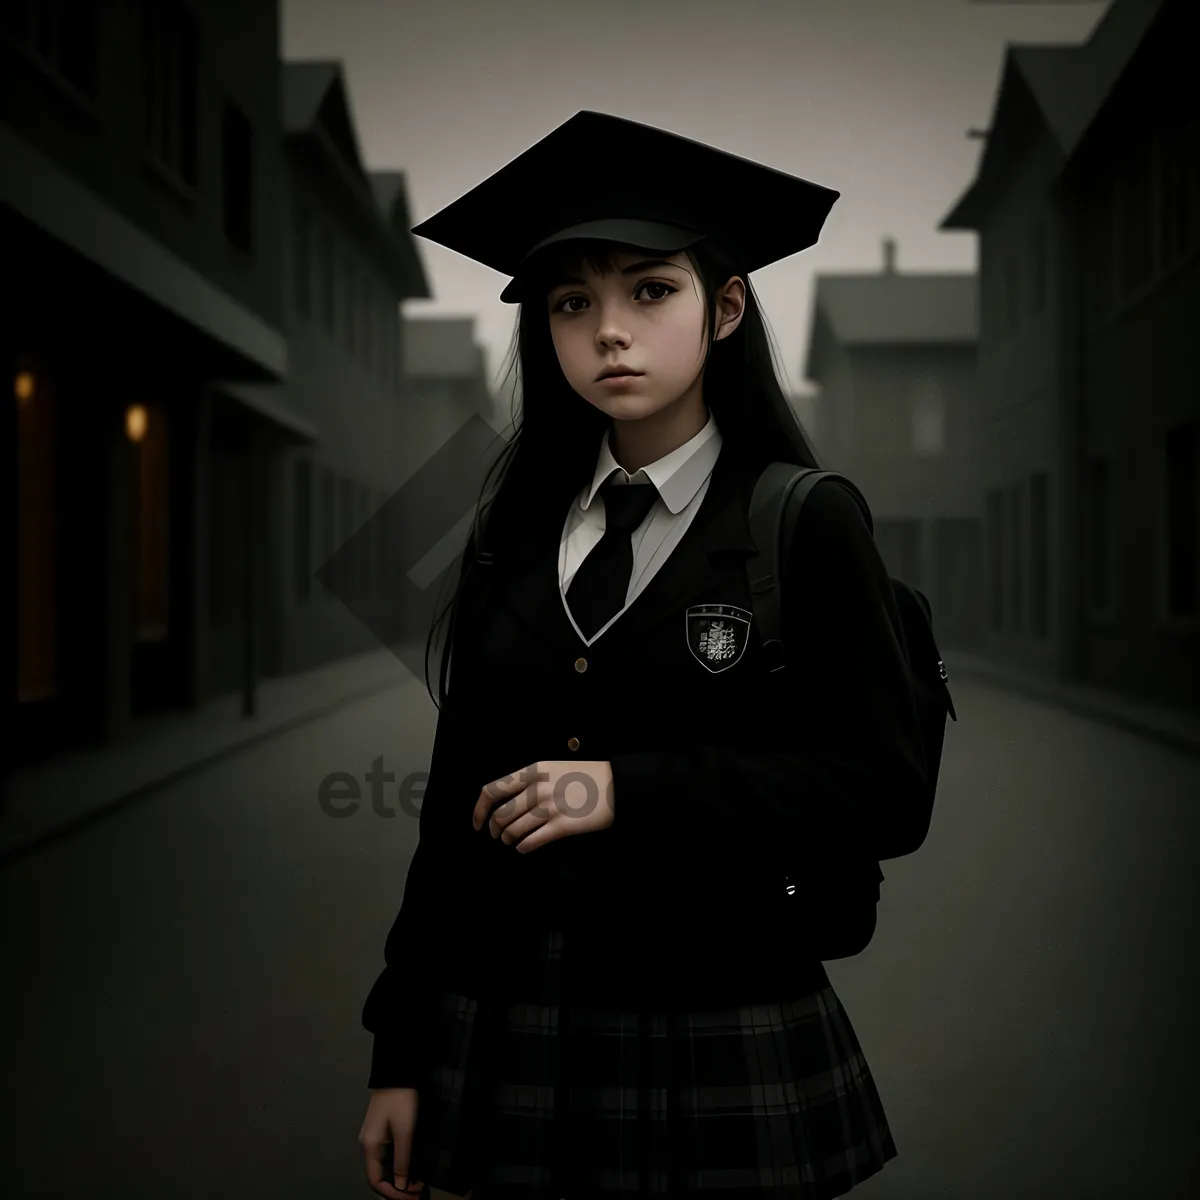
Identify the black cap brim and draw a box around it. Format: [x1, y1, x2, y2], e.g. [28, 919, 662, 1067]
[497, 218, 707, 303]
[410, 110, 840, 305]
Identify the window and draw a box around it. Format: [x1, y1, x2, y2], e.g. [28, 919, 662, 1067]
[1164, 420, 1198, 620]
[1032, 221, 1048, 313]
[979, 243, 992, 339]
[340, 478, 355, 600]
[3, 0, 100, 99]
[293, 197, 311, 317]
[1117, 135, 1155, 299]
[1030, 471, 1049, 639]
[1087, 173, 1116, 323]
[1003, 253, 1018, 338]
[222, 100, 253, 253]
[374, 488, 387, 595]
[143, 0, 199, 187]
[838, 394, 854, 452]
[1159, 110, 1199, 269]
[1010, 482, 1023, 633]
[361, 276, 374, 374]
[320, 222, 335, 335]
[293, 458, 312, 604]
[1086, 456, 1114, 615]
[987, 488, 1004, 631]
[386, 299, 401, 387]
[378, 302, 391, 384]
[355, 275, 366, 368]
[986, 242, 1002, 341]
[209, 443, 242, 629]
[345, 256, 356, 354]
[16, 352, 57, 703]
[874, 519, 921, 589]
[910, 373, 945, 454]
[321, 467, 335, 598]
[358, 485, 371, 598]
[133, 403, 170, 642]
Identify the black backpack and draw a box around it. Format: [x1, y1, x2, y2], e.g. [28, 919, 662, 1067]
[745, 463, 958, 960]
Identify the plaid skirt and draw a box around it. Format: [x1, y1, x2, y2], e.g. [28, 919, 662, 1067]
[408, 929, 896, 1199]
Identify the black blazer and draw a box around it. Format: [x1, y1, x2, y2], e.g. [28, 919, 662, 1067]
[362, 443, 928, 1089]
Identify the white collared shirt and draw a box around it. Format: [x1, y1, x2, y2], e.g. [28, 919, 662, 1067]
[560, 412, 724, 645]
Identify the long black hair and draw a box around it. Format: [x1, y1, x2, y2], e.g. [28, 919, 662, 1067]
[422, 235, 823, 716]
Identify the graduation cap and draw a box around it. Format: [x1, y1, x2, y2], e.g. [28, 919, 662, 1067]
[410, 110, 840, 304]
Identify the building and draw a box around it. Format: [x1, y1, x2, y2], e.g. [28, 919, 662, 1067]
[789, 384, 820, 452]
[403, 314, 495, 436]
[5, 0, 299, 765]
[5, 3, 487, 772]
[939, 0, 1198, 707]
[804, 237, 983, 650]
[265, 60, 437, 682]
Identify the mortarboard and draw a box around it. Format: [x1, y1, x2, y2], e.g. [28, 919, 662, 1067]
[409, 110, 840, 304]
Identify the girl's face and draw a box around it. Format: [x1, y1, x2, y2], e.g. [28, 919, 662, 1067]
[545, 248, 745, 426]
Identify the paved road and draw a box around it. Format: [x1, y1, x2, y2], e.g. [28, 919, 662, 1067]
[840, 679, 1200, 1198]
[1, 672, 1197, 1197]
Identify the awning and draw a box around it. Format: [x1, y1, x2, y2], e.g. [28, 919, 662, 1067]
[213, 382, 318, 445]
[0, 124, 287, 382]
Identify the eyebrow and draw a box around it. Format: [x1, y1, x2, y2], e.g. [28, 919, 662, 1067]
[551, 259, 682, 287]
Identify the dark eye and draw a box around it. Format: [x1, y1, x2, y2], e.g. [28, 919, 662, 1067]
[552, 280, 677, 314]
[637, 281, 675, 302]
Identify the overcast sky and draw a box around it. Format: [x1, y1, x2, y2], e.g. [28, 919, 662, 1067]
[280, 0, 1110, 399]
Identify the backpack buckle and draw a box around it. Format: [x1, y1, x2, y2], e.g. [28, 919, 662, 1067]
[762, 637, 787, 674]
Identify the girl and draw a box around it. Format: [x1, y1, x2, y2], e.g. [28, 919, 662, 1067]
[358, 111, 928, 1199]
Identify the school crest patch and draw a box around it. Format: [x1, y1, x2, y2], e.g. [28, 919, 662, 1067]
[685, 603, 752, 673]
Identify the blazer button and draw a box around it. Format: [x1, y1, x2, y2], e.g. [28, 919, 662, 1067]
[574, 657, 588, 673]
[567, 736, 580, 752]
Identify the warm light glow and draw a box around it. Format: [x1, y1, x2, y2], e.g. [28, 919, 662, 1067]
[14, 370, 35, 407]
[125, 403, 148, 443]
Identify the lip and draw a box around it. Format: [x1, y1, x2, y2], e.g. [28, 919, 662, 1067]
[595, 366, 643, 381]
[597, 373, 644, 387]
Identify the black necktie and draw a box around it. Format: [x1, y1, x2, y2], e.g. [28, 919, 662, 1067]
[567, 476, 660, 640]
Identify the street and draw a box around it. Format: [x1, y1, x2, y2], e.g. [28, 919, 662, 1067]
[1, 673, 1197, 1198]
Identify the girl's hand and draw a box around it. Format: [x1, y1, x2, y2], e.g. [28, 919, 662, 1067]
[472, 760, 614, 853]
[359, 1087, 425, 1198]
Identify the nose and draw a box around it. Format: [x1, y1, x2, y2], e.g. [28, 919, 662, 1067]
[596, 323, 629, 350]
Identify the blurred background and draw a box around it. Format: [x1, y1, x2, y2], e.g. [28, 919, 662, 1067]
[3, 0, 1197, 1196]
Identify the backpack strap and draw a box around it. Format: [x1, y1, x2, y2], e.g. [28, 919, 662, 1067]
[746, 463, 872, 675]
[444, 508, 496, 693]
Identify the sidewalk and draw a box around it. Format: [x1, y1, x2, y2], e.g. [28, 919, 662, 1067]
[942, 649, 1200, 758]
[4, 643, 1196, 868]
[1, 645, 420, 867]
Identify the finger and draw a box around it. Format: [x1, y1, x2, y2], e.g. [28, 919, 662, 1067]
[515, 822, 553, 852]
[515, 810, 563, 852]
[484, 768, 527, 800]
[473, 773, 518, 829]
[479, 794, 508, 835]
[472, 788, 499, 831]
[373, 1182, 414, 1198]
[389, 1137, 420, 1195]
[496, 782, 557, 839]
[362, 1140, 410, 1199]
[492, 780, 546, 835]
[500, 805, 550, 846]
[387, 1157, 422, 1199]
[490, 794, 529, 837]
